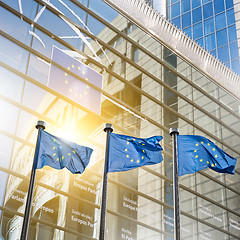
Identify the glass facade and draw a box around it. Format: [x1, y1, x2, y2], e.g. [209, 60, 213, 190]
[0, 0, 239, 239]
[168, 0, 240, 75]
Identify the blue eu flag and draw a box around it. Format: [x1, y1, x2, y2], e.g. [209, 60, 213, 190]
[48, 46, 102, 114]
[177, 135, 237, 176]
[36, 129, 93, 174]
[108, 132, 163, 172]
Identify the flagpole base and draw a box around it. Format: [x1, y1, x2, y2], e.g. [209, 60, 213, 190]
[36, 120, 46, 130]
[104, 123, 113, 132]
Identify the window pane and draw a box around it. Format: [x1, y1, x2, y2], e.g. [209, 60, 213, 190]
[217, 45, 230, 63]
[181, 0, 191, 13]
[0, 172, 8, 204]
[0, 67, 24, 102]
[231, 59, 240, 75]
[227, 8, 235, 26]
[215, 13, 226, 31]
[193, 7, 202, 24]
[216, 28, 228, 47]
[205, 33, 216, 51]
[171, 0, 180, 4]
[0, 135, 13, 169]
[192, 0, 201, 9]
[0, 36, 28, 73]
[203, 2, 213, 19]
[172, 16, 181, 28]
[204, 17, 215, 34]
[196, 37, 204, 47]
[210, 49, 217, 58]
[184, 26, 192, 38]
[230, 42, 239, 60]
[225, 61, 230, 68]
[228, 24, 237, 42]
[214, 0, 224, 14]
[182, 12, 191, 29]
[226, 0, 233, 9]
[171, 2, 180, 18]
[193, 22, 203, 39]
[0, 100, 18, 134]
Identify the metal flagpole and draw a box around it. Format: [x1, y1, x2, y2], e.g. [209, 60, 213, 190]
[169, 127, 180, 240]
[99, 123, 113, 240]
[20, 120, 46, 240]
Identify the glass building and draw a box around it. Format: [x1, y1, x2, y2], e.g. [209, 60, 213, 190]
[0, 0, 239, 239]
[165, 0, 240, 75]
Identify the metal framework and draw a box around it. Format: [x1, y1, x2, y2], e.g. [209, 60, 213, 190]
[0, 0, 239, 239]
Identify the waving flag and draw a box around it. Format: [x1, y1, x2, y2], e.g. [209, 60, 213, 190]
[177, 135, 237, 176]
[108, 132, 163, 172]
[36, 129, 93, 174]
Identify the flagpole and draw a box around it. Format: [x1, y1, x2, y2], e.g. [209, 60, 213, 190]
[169, 127, 180, 240]
[99, 123, 113, 240]
[20, 120, 46, 240]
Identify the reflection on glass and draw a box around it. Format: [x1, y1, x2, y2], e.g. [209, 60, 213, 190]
[226, 0, 234, 10]
[192, 7, 202, 24]
[192, 0, 201, 9]
[171, 2, 181, 18]
[217, 45, 230, 63]
[181, 0, 191, 13]
[228, 24, 237, 43]
[214, 0, 224, 14]
[172, 16, 181, 28]
[227, 8, 235, 26]
[205, 33, 216, 51]
[203, 2, 213, 19]
[193, 22, 203, 39]
[216, 28, 228, 47]
[182, 12, 191, 29]
[0, 66, 24, 102]
[215, 13, 226, 31]
[0, 172, 8, 205]
[0, 36, 28, 72]
[204, 17, 215, 35]
[0, 100, 18, 135]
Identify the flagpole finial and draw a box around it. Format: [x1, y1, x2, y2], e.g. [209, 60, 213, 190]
[36, 120, 46, 130]
[104, 123, 113, 132]
[169, 127, 179, 136]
